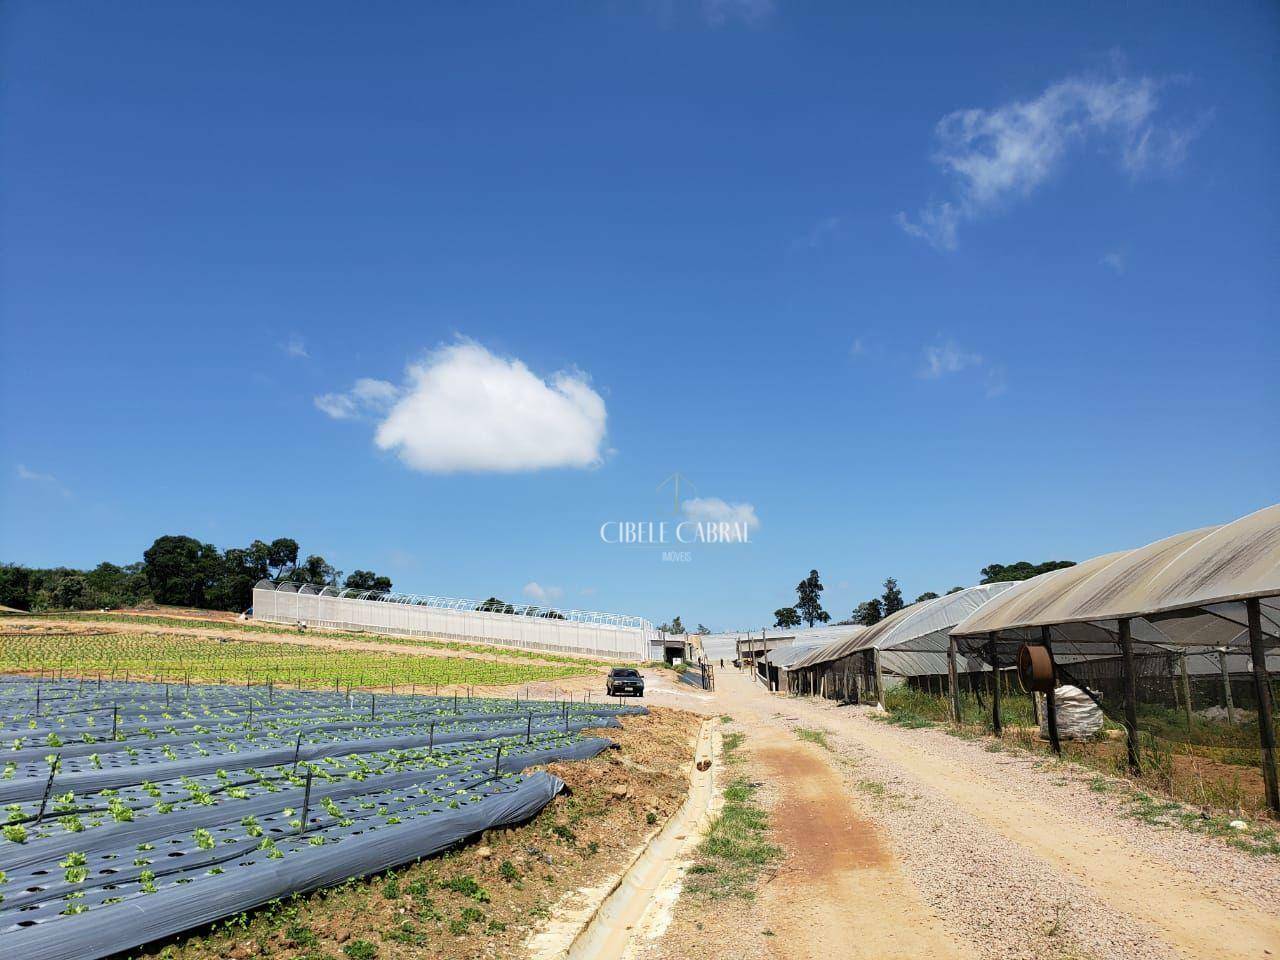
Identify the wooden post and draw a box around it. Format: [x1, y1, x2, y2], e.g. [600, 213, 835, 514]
[1118, 618, 1141, 775]
[1246, 599, 1279, 816]
[1179, 652, 1193, 730]
[1218, 649, 1235, 724]
[989, 634, 1002, 736]
[947, 636, 961, 724]
[1041, 627, 1061, 756]
[873, 649, 885, 710]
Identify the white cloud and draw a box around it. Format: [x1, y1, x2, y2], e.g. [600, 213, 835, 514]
[681, 497, 760, 531]
[703, 0, 775, 26]
[522, 581, 564, 602]
[16, 464, 70, 498]
[282, 334, 309, 359]
[319, 340, 607, 474]
[898, 72, 1203, 248]
[314, 378, 399, 420]
[849, 338, 866, 357]
[920, 340, 983, 379]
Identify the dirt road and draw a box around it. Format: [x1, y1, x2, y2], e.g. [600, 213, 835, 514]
[637, 667, 1280, 960]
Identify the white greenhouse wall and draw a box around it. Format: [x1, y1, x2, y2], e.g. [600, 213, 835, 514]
[252, 585, 654, 661]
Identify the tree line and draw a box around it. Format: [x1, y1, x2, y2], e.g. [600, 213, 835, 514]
[772, 558, 1075, 630]
[0, 534, 393, 614]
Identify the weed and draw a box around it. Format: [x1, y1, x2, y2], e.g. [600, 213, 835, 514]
[795, 728, 830, 750]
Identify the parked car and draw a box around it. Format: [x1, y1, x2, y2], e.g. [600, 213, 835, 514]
[606, 667, 645, 697]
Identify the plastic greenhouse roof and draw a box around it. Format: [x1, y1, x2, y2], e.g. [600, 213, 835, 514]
[951, 503, 1280, 646]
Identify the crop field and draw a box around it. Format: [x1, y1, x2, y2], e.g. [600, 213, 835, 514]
[0, 630, 594, 690]
[0, 677, 644, 960]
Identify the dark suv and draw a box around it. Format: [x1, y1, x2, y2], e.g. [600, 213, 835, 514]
[606, 667, 645, 697]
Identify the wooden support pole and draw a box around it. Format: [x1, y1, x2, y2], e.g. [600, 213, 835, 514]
[1118, 618, 1141, 775]
[1246, 599, 1279, 816]
[989, 634, 1002, 736]
[873, 649, 885, 710]
[947, 636, 961, 724]
[1219, 649, 1235, 724]
[1179, 652, 1193, 730]
[1041, 627, 1061, 756]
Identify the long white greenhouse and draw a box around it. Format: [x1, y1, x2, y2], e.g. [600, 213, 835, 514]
[251, 580, 657, 660]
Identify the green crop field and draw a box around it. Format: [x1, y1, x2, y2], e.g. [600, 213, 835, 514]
[0, 631, 596, 690]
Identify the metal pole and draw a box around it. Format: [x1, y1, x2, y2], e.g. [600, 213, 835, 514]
[947, 636, 961, 724]
[1246, 599, 1279, 816]
[1118, 618, 1141, 775]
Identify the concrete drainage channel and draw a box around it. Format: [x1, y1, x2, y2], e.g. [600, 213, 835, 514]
[530, 719, 720, 960]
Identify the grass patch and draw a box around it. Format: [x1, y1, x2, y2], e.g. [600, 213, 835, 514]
[721, 732, 746, 764]
[685, 776, 780, 900]
[795, 728, 830, 750]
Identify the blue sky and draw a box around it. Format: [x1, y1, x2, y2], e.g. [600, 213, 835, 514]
[2, 1, 1277, 629]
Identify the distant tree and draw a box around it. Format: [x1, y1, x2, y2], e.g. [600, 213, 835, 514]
[659, 616, 686, 635]
[914, 591, 940, 604]
[285, 554, 342, 587]
[208, 546, 269, 611]
[266, 538, 300, 579]
[946, 586, 964, 594]
[695, 623, 711, 635]
[773, 606, 801, 629]
[794, 570, 829, 628]
[881, 577, 905, 617]
[476, 597, 516, 614]
[0, 564, 33, 610]
[143, 535, 220, 607]
[979, 560, 1075, 584]
[540, 609, 566, 620]
[852, 598, 883, 626]
[344, 570, 393, 593]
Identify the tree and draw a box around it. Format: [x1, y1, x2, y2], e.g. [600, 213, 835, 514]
[881, 577, 904, 617]
[207, 546, 269, 612]
[695, 623, 711, 635]
[344, 570, 393, 593]
[794, 569, 829, 628]
[540, 609, 566, 620]
[659, 616, 686, 635]
[285, 554, 342, 587]
[266, 538, 300, 579]
[979, 560, 1075, 584]
[773, 606, 801, 629]
[946, 586, 964, 594]
[143, 535, 220, 607]
[476, 597, 515, 614]
[852, 598, 883, 626]
[914, 591, 940, 604]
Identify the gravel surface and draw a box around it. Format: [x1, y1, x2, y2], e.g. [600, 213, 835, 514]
[772, 695, 1280, 960]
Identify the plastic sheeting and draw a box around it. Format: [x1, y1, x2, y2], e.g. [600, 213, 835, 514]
[0, 680, 642, 960]
[1036, 685, 1104, 741]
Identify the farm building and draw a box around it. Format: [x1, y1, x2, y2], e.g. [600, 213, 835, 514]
[951, 502, 1280, 813]
[251, 579, 658, 660]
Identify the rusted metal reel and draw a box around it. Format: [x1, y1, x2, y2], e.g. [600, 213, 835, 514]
[1016, 643, 1056, 693]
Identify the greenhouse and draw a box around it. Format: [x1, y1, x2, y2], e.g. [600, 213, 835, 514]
[787, 584, 1017, 704]
[951, 503, 1280, 814]
[252, 580, 657, 661]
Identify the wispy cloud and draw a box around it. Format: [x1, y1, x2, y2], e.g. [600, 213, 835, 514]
[282, 334, 310, 359]
[318, 340, 608, 474]
[849, 338, 866, 357]
[796, 215, 842, 250]
[16, 464, 71, 498]
[522, 581, 564, 602]
[898, 70, 1206, 249]
[314, 378, 399, 420]
[1100, 250, 1127, 275]
[703, 0, 775, 26]
[919, 340, 983, 379]
[681, 496, 760, 533]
